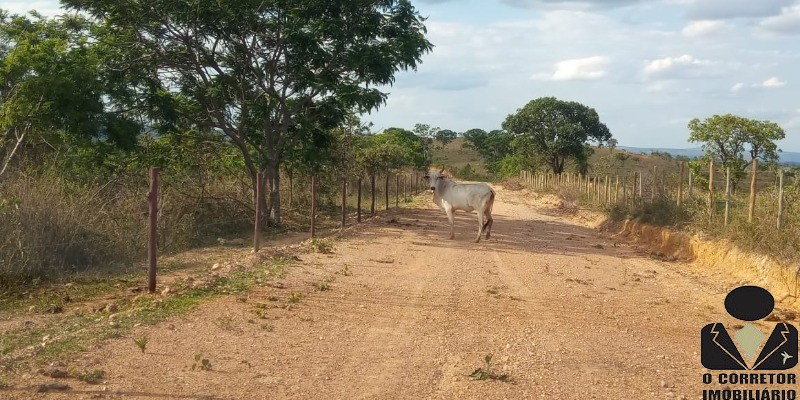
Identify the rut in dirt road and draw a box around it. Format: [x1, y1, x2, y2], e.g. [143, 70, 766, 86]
[8, 187, 766, 400]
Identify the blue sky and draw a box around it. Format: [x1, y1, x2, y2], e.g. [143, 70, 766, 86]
[5, 0, 800, 151]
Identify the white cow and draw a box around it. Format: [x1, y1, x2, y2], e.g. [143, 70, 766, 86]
[424, 169, 495, 242]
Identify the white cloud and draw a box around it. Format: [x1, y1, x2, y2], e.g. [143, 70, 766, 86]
[731, 82, 745, 92]
[681, 20, 730, 37]
[534, 56, 610, 81]
[2, 1, 63, 17]
[643, 54, 711, 77]
[757, 77, 788, 88]
[683, 0, 793, 20]
[757, 4, 800, 35]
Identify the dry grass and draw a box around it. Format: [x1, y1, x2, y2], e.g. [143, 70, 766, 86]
[0, 171, 253, 290]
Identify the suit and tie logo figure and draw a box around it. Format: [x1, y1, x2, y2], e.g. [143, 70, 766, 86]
[701, 286, 798, 370]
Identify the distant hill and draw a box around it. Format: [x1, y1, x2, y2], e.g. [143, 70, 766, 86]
[618, 146, 800, 165]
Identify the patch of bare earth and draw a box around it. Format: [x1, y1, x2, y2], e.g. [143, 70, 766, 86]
[4, 186, 796, 399]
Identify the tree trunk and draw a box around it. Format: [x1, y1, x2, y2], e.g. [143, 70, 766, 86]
[251, 170, 268, 228]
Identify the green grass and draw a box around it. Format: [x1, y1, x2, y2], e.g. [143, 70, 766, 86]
[0, 257, 296, 382]
[314, 277, 332, 292]
[469, 354, 514, 383]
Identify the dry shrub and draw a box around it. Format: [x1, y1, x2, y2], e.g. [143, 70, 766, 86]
[0, 173, 145, 287]
[500, 178, 524, 191]
[0, 172, 254, 289]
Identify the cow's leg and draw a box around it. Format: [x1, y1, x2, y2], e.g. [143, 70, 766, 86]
[445, 207, 455, 240]
[484, 211, 493, 239]
[475, 211, 484, 243]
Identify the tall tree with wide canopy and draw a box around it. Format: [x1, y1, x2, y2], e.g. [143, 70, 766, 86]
[0, 11, 140, 179]
[688, 114, 784, 191]
[63, 0, 433, 224]
[502, 97, 611, 174]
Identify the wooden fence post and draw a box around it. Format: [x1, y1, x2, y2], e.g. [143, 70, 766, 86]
[622, 177, 628, 206]
[310, 174, 317, 238]
[637, 171, 642, 202]
[708, 160, 715, 217]
[595, 176, 601, 203]
[748, 158, 758, 223]
[341, 178, 347, 231]
[651, 166, 657, 202]
[370, 174, 376, 216]
[615, 175, 619, 204]
[586, 174, 591, 201]
[148, 167, 159, 294]
[605, 175, 610, 204]
[395, 174, 399, 208]
[677, 162, 684, 207]
[688, 169, 693, 198]
[777, 169, 785, 230]
[724, 167, 730, 226]
[254, 171, 263, 252]
[357, 178, 362, 223]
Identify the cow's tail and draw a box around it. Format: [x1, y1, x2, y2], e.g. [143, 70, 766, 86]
[483, 189, 495, 230]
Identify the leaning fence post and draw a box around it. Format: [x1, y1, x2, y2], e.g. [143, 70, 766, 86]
[148, 167, 159, 294]
[777, 169, 785, 230]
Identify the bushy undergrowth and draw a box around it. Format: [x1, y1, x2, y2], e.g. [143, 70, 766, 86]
[0, 171, 252, 289]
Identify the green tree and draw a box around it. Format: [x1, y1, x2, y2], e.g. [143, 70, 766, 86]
[0, 11, 140, 179]
[462, 128, 487, 151]
[688, 114, 784, 191]
[355, 130, 418, 215]
[462, 128, 514, 174]
[742, 119, 784, 166]
[434, 129, 457, 146]
[378, 127, 430, 169]
[63, 0, 433, 224]
[502, 97, 611, 174]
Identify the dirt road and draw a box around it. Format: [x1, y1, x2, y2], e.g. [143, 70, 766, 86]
[7, 186, 788, 399]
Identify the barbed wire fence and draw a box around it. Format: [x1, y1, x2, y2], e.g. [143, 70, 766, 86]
[520, 161, 800, 259]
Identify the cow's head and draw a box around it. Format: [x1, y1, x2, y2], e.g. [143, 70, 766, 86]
[423, 169, 447, 191]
